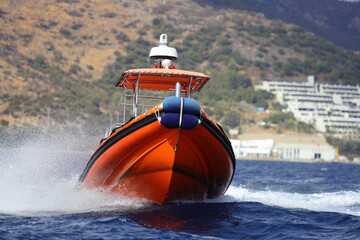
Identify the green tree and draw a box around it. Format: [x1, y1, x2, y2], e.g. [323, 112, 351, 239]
[223, 111, 240, 128]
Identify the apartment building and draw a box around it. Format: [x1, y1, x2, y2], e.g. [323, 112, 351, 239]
[255, 76, 360, 139]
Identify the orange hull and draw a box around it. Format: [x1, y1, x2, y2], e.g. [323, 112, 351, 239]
[80, 114, 235, 205]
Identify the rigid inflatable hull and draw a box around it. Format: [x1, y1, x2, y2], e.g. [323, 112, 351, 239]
[80, 115, 235, 205]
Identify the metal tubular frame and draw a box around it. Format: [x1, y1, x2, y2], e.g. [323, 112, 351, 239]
[111, 72, 199, 138]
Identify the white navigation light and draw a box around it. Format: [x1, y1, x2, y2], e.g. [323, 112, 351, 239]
[149, 34, 178, 61]
[162, 59, 172, 69]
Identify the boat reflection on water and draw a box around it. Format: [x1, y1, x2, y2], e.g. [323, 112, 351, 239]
[81, 202, 240, 235]
[125, 203, 239, 231]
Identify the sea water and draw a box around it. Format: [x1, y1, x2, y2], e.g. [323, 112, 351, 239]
[1, 140, 360, 239]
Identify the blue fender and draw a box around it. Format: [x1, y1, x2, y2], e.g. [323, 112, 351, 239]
[162, 96, 200, 116]
[160, 113, 199, 130]
[160, 96, 201, 129]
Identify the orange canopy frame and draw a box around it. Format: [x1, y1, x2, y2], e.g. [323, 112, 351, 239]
[116, 68, 210, 94]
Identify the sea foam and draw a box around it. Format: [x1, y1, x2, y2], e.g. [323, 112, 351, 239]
[220, 185, 360, 216]
[0, 137, 149, 217]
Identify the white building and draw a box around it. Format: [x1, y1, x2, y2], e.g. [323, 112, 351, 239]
[231, 134, 337, 162]
[255, 76, 360, 139]
[230, 139, 273, 159]
[273, 142, 336, 162]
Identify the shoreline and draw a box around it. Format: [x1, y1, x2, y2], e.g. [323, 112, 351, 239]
[237, 157, 360, 165]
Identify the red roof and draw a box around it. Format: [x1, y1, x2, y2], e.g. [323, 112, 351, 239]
[116, 68, 210, 93]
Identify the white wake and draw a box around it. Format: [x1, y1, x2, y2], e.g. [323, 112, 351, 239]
[219, 185, 360, 216]
[0, 139, 149, 217]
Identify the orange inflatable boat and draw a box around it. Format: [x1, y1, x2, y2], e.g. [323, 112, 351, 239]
[79, 34, 235, 205]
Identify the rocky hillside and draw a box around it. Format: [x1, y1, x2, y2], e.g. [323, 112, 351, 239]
[195, 0, 360, 51]
[1, 0, 360, 134]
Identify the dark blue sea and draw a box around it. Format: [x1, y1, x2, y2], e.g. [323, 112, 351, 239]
[1, 141, 360, 239]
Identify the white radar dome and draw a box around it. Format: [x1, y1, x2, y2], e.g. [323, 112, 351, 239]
[149, 34, 178, 61]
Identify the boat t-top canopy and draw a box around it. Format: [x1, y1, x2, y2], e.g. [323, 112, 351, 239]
[115, 68, 210, 95]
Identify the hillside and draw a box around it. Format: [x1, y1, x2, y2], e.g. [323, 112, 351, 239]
[1, 0, 360, 136]
[195, 0, 360, 51]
